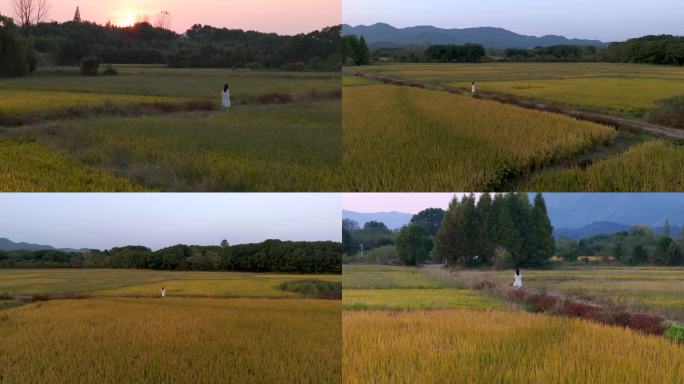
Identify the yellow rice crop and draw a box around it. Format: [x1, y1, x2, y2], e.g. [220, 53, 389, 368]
[0, 298, 341, 384]
[343, 288, 503, 310]
[343, 309, 684, 384]
[528, 140, 684, 191]
[0, 89, 180, 115]
[0, 139, 148, 191]
[343, 85, 615, 191]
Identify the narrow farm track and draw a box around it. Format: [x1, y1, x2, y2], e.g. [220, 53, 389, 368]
[353, 72, 684, 141]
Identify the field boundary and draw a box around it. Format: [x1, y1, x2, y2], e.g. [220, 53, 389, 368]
[352, 72, 684, 141]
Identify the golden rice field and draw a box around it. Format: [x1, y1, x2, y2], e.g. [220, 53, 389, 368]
[343, 288, 503, 310]
[0, 268, 340, 298]
[528, 140, 684, 191]
[343, 84, 615, 191]
[349, 62, 684, 116]
[0, 298, 341, 384]
[343, 310, 684, 384]
[0, 139, 148, 192]
[6, 65, 340, 103]
[343, 265, 457, 289]
[0, 65, 341, 192]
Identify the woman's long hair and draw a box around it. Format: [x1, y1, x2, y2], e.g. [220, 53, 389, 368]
[224, 83, 229, 92]
[515, 268, 520, 276]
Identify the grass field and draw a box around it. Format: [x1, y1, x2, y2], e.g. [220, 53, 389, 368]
[343, 309, 684, 384]
[0, 65, 341, 191]
[343, 84, 615, 191]
[465, 266, 684, 321]
[528, 140, 684, 191]
[342, 265, 495, 310]
[348, 62, 684, 116]
[0, 298, 340, 384]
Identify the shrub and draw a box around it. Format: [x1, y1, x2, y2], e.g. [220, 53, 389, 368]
[627, 313, 666, 335]
[102, 64, 118, 76]
[278, 279, 341, 299]
[665, 324, 684, 343]
[80, 56, 101, 76]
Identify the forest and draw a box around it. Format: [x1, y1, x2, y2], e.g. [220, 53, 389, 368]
[557, 223, 684, 266]
[0, 13, 341, 76]
[0, 240, 342, 274]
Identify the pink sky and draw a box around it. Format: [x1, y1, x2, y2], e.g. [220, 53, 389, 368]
[0, 0, 340, 34]
[342, 193, 484, 214]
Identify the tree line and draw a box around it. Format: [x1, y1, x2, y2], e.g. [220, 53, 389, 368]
[0, 13, 341, 77]
[0, 240, 342, 274]
[342, 35, 370, 66]
[424, 44, 486, 63]
[436, 193, 555, 268]
[343, 35, 683, 66]
[557, 222, 684, 266]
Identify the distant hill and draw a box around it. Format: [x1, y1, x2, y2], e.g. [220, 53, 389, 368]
[542, 193, 684, 229]
[554, 221, 682, 240]
[0, 237, 88, 253]
[342, 23, 606, 49]
[342, 210, 413, 230]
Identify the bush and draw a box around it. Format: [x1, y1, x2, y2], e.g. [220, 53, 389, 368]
[80, 56, 101, 76]
[665, 324, 684, 343]
[102, 64, 118, 76]
[278, 279, 341, 299]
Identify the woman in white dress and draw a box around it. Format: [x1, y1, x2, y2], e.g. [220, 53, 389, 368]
[513, 269, 522, 288]
[471, 81, 477, 95]
[161, 286, 166, 297]
[222, 83, 231, 110]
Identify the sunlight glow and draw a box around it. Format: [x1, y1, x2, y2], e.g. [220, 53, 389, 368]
[114, 9, 138, 27]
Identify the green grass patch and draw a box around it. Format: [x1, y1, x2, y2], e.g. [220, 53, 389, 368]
[665, 324, 684, 343]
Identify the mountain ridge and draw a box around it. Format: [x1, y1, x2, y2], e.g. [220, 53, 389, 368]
[0, 237, 89, 253]
[342, 22, 607, 49]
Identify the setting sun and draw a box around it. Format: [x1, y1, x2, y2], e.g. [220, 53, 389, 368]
[114, 9, 138, 27]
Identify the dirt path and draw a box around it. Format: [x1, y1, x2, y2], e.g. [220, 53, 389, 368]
[353, 72, 684, 141]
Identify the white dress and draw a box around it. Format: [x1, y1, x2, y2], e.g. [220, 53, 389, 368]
[161, 288, 166, 297]
[471, 84, 476, 94]
[222, 90, 231, 109]
[513, 273, 522, 288]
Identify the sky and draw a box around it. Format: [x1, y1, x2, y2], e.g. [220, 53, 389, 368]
[0, 193, 341, 250]
[343, 193, 470, 214]
[0, 0, 340, 34]
[344, 0, 684, 42]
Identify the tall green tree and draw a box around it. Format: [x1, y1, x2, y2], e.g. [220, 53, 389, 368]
[410, 208, 445, 236]
[531, 193, 555, 266]
[0, 15, 29, 77]
[396, 223, 433, 266]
